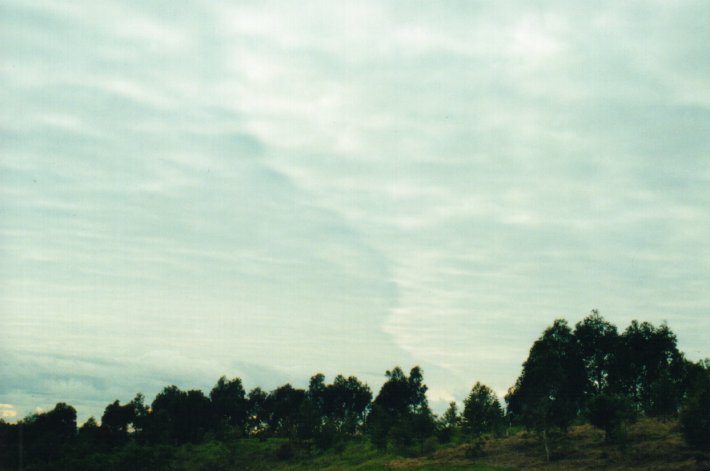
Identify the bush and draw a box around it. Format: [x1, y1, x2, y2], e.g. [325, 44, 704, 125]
[587, 393, 636, 444]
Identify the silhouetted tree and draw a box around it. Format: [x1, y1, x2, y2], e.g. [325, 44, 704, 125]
[610, 321, 685, 416]
[101, 399, 135, 446]
[368, 366, 433, 452]
[265, 384, 306, 436]
[76, 416, 102, 452]
[20, 402, 77, 463]
[463, 382, 504, 437]
[574, 310, 619, 398]
[246, 387, 269, 437]
[209, 376, 248, 436]
[373, 366, 428, 417]
[314, 374, 372, 434]
[147, 386, 211, 444]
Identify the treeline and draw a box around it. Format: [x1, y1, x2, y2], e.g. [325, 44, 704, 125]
[0, 312, 708, 470]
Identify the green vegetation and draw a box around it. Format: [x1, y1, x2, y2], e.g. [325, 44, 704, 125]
[1, 311, 708, 470]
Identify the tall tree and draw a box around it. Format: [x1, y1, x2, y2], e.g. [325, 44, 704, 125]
[574, 310, 619, 398]
[506, 319, 586, 460]
[611, 320, 685, 415]
[368, 366, 433, 451]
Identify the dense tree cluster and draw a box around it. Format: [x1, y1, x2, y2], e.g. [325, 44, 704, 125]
[505, 311, 710, 457]
[0, 312, 708, 470]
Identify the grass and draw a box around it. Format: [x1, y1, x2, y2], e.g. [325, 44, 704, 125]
[389, 418, 709, 470]
[169, 418, 709, 470]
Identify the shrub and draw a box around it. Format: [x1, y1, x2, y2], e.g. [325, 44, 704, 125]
[587, 393, 636, 444]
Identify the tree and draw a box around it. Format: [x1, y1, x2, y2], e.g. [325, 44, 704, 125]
[322, 374, 372, 434]
[307, 373, 327, 415]
[20, 402, 77, 463]
[77, 416, 102, 451]
[246, 387, 269, 437]
[506, 319, 586, 460]
[463, 382, 504, 437]
[610, 320, 685, 415]
[574, 310, 619, 398]
[265, 384, 306, 436]
[128, 393, 149, 438]
[436, 401, 460, 443]
[148, 385, 211, 444]
[209, 376, 248, 435]
[101, 399, 134, 446]
[367, 366, 433, 452]
[372, 366, 428, 417]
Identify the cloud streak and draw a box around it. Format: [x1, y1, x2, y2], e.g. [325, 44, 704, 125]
[1, 0, 709, 419]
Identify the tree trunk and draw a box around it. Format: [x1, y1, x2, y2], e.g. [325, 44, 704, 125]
[542, 428, 551, 462]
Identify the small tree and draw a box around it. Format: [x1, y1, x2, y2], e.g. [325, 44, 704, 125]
[463, 382, 503, 437]
[436, 401, 460, 443]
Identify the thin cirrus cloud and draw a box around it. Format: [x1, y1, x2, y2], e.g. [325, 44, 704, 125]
[1, 0, 709, 420]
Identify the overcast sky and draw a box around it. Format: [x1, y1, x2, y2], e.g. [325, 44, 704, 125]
[1, 0, 709, 422]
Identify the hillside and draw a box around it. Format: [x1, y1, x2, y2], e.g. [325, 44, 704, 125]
[389, 419, 708, 471]
[151, 418, 708, 470]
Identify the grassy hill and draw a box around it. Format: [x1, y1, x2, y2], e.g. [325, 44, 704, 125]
[390, 419, 707, 471]
[169, 418, 708, 470]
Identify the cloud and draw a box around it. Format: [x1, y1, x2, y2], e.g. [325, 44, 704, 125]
[0, 404, 17, 420]
[1, 0, 709, 417]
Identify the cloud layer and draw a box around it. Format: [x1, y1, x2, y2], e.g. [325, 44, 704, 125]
[1, 0, 709, 419]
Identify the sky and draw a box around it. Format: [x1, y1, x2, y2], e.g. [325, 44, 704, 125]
[1, 0, 709, 423]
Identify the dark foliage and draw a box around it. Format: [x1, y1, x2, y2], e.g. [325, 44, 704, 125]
[210, 376, 248, 436]
[679, 360, 710, 451]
